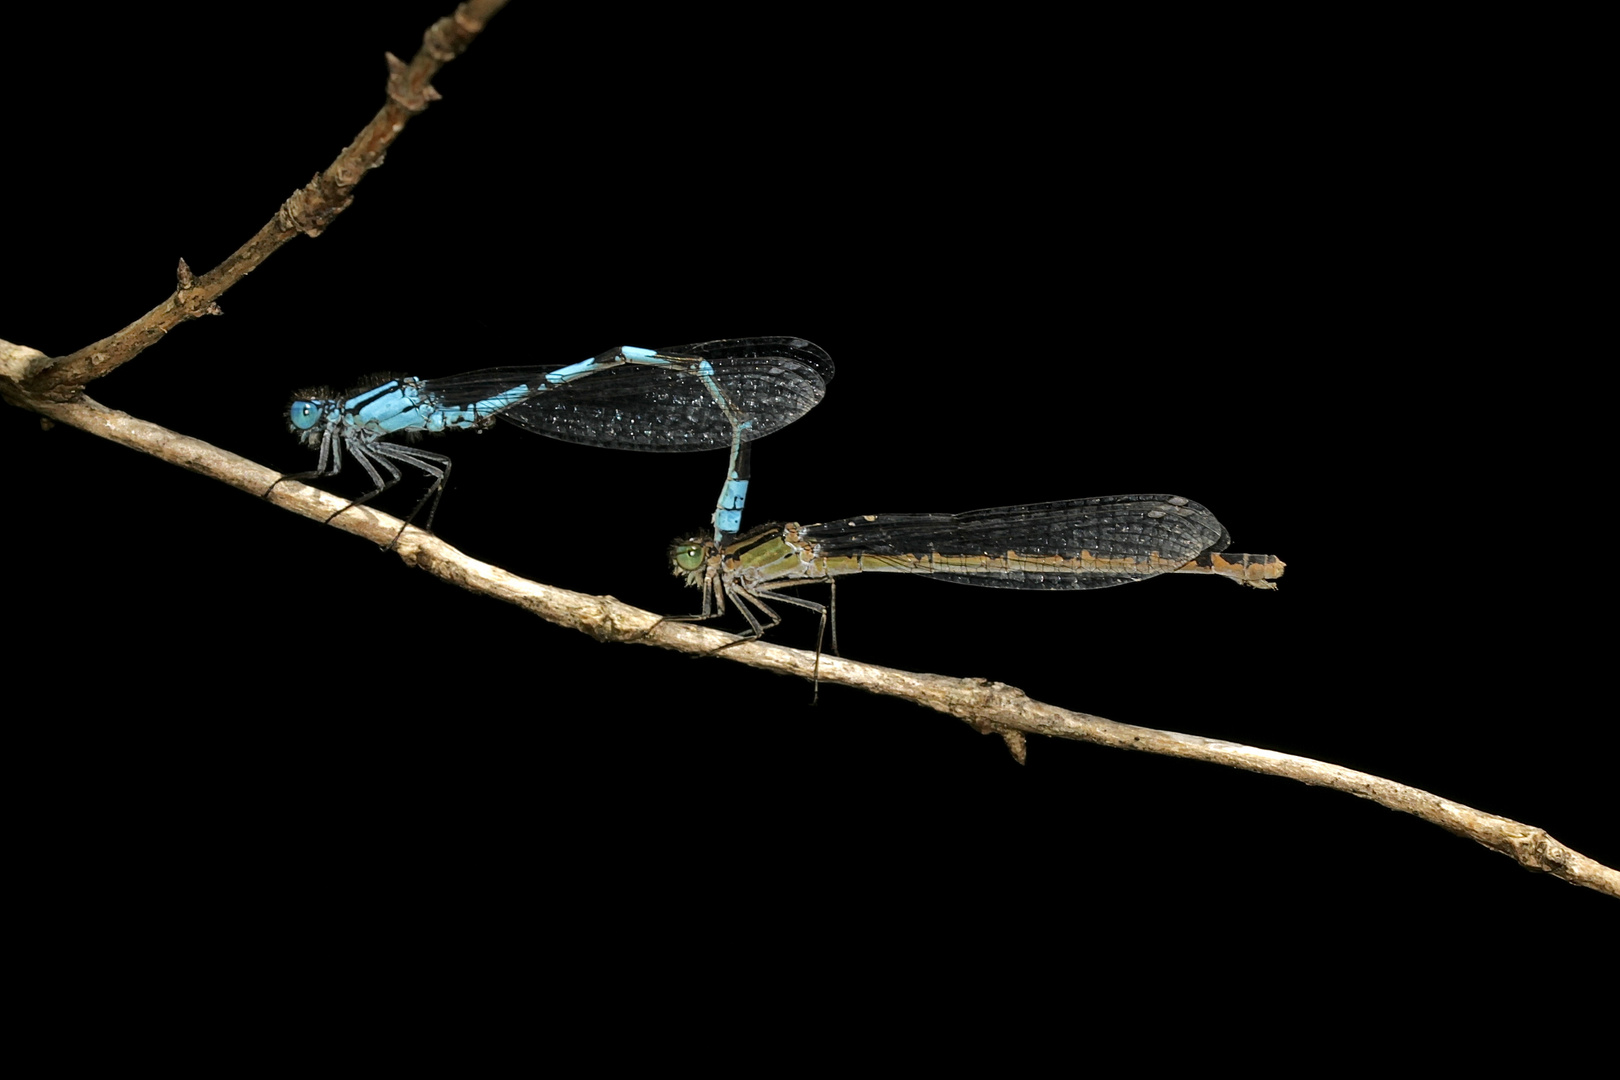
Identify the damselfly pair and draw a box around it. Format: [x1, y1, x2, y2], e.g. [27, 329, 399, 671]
[280, 337, 1282, 663]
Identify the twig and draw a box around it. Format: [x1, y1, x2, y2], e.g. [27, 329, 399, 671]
[16, 0, 510, 402]
[4, 386, 1615, 900]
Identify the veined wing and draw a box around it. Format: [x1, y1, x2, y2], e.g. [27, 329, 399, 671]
[494, 337, 833, 453]
[797, 494, 1228, 590]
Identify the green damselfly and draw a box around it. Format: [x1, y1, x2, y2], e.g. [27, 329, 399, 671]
[670, 493, 1282, 661]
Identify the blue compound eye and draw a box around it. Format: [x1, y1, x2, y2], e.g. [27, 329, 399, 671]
[290, 400, 320, 430]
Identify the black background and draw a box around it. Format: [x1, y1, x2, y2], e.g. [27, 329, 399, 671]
[7, 2, 1611, 1017]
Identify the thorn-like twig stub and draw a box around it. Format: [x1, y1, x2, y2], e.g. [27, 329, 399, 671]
[172, 259, 221, 317]
[385, 52, 441, 113]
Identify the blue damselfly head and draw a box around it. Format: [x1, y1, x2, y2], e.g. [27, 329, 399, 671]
[287, 387, 339, 438]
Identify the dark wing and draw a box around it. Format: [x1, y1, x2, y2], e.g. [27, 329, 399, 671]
[800, 494, 1229, 590]
[498, 337, 832, 452]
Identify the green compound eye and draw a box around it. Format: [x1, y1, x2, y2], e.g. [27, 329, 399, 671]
[674, 544, 706, 571]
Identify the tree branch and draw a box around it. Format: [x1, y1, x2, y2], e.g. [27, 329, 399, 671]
[4, 383, 1615, 900]
[17, 0, 510, 402]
